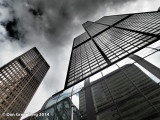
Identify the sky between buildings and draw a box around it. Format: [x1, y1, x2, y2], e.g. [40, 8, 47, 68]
[0, 0, 160, 119]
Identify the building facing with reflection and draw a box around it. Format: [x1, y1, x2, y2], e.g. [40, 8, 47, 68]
[24, 11, 160, 120]
[24, 97, 81, 120]
[79, 64, 160, 120]
[0, 47, 50, 120]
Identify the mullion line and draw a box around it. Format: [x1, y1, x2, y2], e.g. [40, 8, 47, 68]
[101, 31, 129, 54]
[88, 41, 101, 70]
[95, 36, 119, 61]
[110, 28, 140, 48]
[84, 43, 92, 75]
[83, 22, 112, 65]
[114, 26, 160, 39]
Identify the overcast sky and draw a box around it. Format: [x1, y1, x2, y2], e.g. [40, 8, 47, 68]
[0, 0, 160, 119]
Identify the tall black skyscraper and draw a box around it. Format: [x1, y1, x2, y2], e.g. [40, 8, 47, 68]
[0, 47, 50, 120]
[24, 11, 160, 120]
[65, 11, 160, 88]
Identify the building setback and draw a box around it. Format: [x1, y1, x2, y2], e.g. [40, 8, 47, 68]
[0, 47, 50, 120]
[24, 10, 160, 120]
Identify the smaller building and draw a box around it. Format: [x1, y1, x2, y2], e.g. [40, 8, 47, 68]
[24, 97, 81, 120]
[0, 47, 50, 120]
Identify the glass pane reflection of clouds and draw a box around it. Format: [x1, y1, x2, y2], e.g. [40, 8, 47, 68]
[72, 81, 84, 95]
[102, 64, 118, 76]
[90, 72, 102, 82]
[116, 58, 135, 67]
[57, 87, 73, 103]
[72, 93, 80, 109]
[45, 95, 59, 109]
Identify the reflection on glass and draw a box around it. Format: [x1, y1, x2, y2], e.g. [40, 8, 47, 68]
[134, 47, 156, 58]
[90, 72, 102, 82]
[41, 107, 54, 120]
[57, 102, 69, 120]
[145, 52, 160, 69]
[57, 87, 73, 102]
[72, 81, 84, 95]
[92, 64, 160, 120]
[116, 57, 134, 67]
[36, 97, 81, 120]
[97, 105, 119, 120]
[118, 94, 155, 120]
[78, 90, 87, 120]
[71, 93, 80, 109]
[102, 64, 118, 76]
[147, 40, 160, 49]
[91, 80, 114, 112]
[45, 95, 59, 109]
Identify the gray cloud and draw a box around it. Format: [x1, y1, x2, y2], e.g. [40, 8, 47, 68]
[25, 0, 135, 47]
[5, 0, 135, 90]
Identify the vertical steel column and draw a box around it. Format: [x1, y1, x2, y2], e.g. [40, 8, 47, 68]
[70, 84, 74, 120]
[84, 78, 97, 120]
[92, 40, 112, 64]
[129, 54, 160, 79]
[71, 104, 74, 120]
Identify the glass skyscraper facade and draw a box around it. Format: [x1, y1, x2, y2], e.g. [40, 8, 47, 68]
[24, 11, 160, 120]
[65, 11, 160, 88]
[0, 47, 50, 120]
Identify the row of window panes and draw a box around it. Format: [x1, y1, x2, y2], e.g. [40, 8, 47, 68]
[96, 14, 127, 26]
[73, 32, 90, 47]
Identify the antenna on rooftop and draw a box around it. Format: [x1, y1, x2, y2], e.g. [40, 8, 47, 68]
[158, 6, 160, 11]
